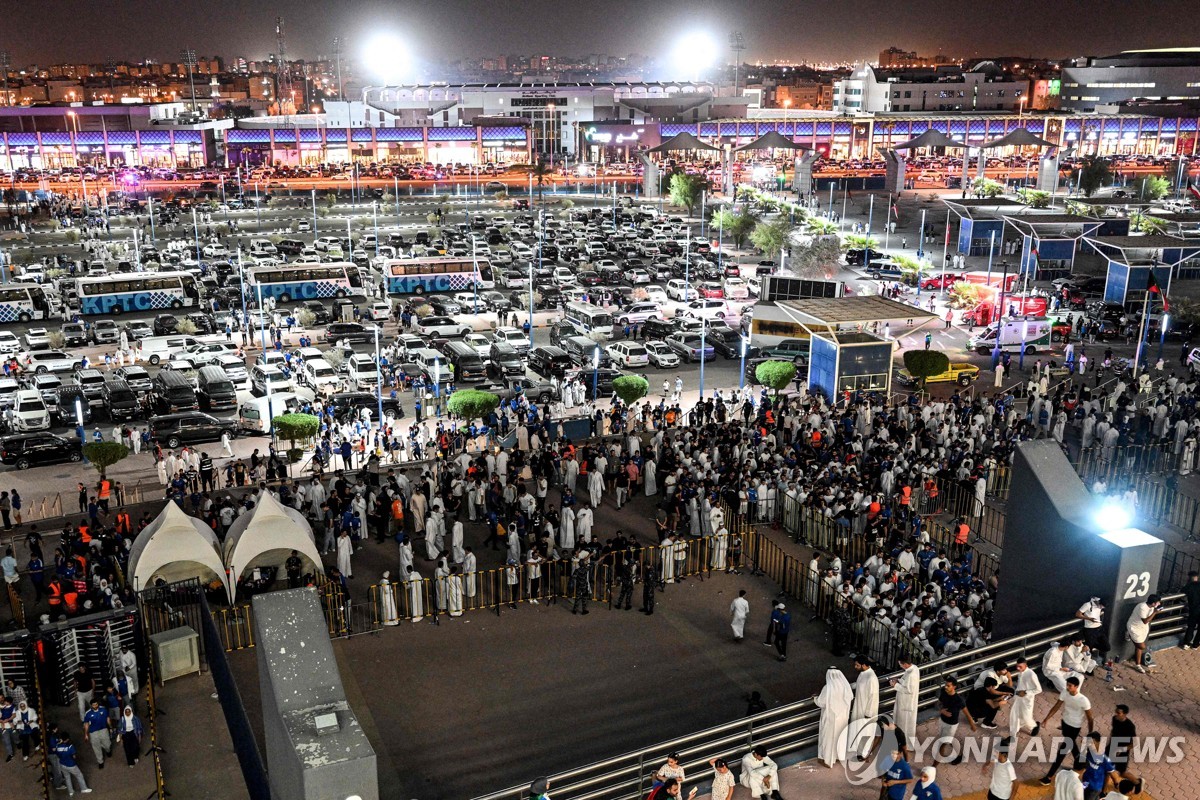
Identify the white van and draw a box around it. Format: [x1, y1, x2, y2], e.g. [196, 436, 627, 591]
[250, 364, 295, 396]
[11, 390, 51, 432]
[139, 335, 199, 366]
[563, 301, 614, 341]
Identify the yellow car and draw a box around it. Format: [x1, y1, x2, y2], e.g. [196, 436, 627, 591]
[897, 362, 980, 387]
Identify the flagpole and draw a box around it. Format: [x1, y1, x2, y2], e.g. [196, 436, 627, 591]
[1133, 284, 1152, 379]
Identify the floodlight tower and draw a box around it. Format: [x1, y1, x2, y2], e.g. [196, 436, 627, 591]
[275, 17, 294, 114]
[729, 31, 746, 95]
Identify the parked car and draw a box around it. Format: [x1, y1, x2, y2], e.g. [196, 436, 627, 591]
[323, 322, 378, 344]
[26, 350, 81, 374]
[664, 332, 716, 362]
[149, 412, 237, 449]
[415, 316, 471, 338]
[643, 340, 681, 368]
[606, 341, 651, 368]
[0, 433, 82, 470]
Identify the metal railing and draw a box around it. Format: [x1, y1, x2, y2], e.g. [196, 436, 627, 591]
[470, 616, 1096, 800]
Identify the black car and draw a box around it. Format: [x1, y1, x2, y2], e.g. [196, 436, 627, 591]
[427, 294, 462, 316]
[152, 314, 179, 335]
[487, 342, 525, 379]
[148, 412, 237, 449]
[640, 318, 678, 341]
[477, 377, 560, 404]
[549, 319, 587, 349]
[0, 433, 83, 470]
[324, 322, 376, 344]
[705, 325, 745, 359]
[575, 367, 622, 399]
[329, 392, 404, 422]
[54, 386, 93, 425]
[300, 301, 331, 325]
[845, 248, 887, 266]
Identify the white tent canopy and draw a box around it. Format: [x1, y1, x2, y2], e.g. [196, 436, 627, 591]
[223, 490, 323, 602]
[127, 501, 229, 595]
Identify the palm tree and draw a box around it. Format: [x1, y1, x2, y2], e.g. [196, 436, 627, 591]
[1071, 156, 1113, 198]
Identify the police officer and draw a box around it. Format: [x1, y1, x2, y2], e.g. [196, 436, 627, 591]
[641, 562, 658, 615]
[615, 557, 635, 610]
[571, 553, 591, 615]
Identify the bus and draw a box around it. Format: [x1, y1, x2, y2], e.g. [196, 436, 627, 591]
[76, 271, 202, 315]
[245, 263, 365, 303]
[383, 256, 494, 296]
[0, 283, 55, 322]
[563, 301, 614, 340]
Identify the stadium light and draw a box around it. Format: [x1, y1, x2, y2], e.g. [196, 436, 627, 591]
[672, 32, 718, 82]
[363, 33, 412, 84]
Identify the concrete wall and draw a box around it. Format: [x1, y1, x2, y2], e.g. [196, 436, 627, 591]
[253, 589, 378, 800]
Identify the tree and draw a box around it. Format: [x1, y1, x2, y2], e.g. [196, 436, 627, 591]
[902, 350, 950, 390]
[749, 220, 793, 257]
[530, 159, 551, 202]
[296, 309, 317, 328]
[668, 172, 706, 215]
[612, 375, 649, 406]
[972, 177, 1005, 198]
[447, 389, 500, 423]
[1016, 188, 1051, 209]
[176, 319, 199, 335]
[805, 218, 839, 236]
[82, 442, 129, 477]
[1071, 156, 1113, 198]
[789, 237, 842, 279]
[842, 234, 879, 252]
[273, 413, 320, 461]
[728, 212, 759, 248]
[323, 191, 338, 210]
[1134, 175, 1170, 201]
[755, 360, 797, 393]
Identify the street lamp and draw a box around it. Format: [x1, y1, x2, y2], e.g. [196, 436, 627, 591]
[374, 326, 384, 424]
[699, 314, 708, 399]
[783, 98, 792, 119]
[738, 335, 749, 390]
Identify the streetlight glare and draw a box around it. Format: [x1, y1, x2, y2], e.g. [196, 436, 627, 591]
[363, 33, 411, 84]
[672, 32, 718, 80]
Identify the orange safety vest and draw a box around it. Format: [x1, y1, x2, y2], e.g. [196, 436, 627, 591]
[47, 582, 63, 606]
[900, 486, 912, 506]
[98, 479, 111, 500]
[955, 523, 970, 544]
[63, 591, 79, 614]
[924, 479, 939, 500]
[78, 524, 91, 544]
[115, 512, 131, 535]
[391, 499, 405, 521]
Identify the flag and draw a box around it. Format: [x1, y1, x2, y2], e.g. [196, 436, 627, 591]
[1147, 270, 1169, 312]
[1029, 247, 1038, 260]
[1190, 184, 1200, 202]
[890, 201, 900, 222]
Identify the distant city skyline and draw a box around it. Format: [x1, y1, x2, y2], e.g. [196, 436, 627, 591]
[5, 0, 1196, 71]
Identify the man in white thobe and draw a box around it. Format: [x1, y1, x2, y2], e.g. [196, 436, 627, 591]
[849, 655, 880, 758]
[1008, 657, 1042, 747]
[891, 656, 920, 743]
[405, 566, 424, 622]
[462, 548, 477, 600]
[730, 590, 749, 641]
[815, 667, 853, 767]
[739, 747, 782, 800]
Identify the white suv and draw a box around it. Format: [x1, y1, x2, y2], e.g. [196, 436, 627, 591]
[615, 301, 663, 326]
[12, 390, 51, 432]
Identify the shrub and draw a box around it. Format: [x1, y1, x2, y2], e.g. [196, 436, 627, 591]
[447, 389, 500, 423]
[755, 360, 797, 392]
[82, 442, 129, 477]
[612, 375, 649, 405]
[902, 350, 950, 389]
[176, 319, 199, 335]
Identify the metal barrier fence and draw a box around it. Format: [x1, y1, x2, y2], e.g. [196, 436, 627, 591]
[469, 615, 1099, 800]
[1073, 442, 1179, 486]
[142, 624, 168, 800]
[1160, 546, 1200, 594]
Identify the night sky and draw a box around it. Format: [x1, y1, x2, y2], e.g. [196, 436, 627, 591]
[6, 0, 1197, 67]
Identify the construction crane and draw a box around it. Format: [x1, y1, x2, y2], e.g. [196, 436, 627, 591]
[729, 31, 746, 95]
[275, 16, 294, 113]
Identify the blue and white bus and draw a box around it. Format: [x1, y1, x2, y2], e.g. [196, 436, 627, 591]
[76, 271, 202, 315]
[0, 283, 56, 323]
[246, 263, 365, 303]
[384, 257, 494, 296]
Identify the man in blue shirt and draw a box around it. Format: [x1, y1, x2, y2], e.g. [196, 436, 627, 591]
[1082, 732, 1118, 800]
[82, 699, 112, 769]
[53, 731, 92, 794]
[881, 749, 914, 800]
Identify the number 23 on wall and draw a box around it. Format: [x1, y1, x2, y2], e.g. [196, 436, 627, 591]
[1123, 572, 1152, 599]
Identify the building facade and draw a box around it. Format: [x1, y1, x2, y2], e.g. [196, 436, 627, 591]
[834, 64, 1028, 113]
[1061, 48, 1200, 112]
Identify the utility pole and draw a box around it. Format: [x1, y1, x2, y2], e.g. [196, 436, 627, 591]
[181, 49, 199, 114]
[333, 36, 345, 102]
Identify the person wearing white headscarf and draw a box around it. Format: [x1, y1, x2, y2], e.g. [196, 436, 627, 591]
[380, 571, 399, 626]
[912, 766, 942, 800]
[815, 667, 853, 767]
[891, 655, 921, 743]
